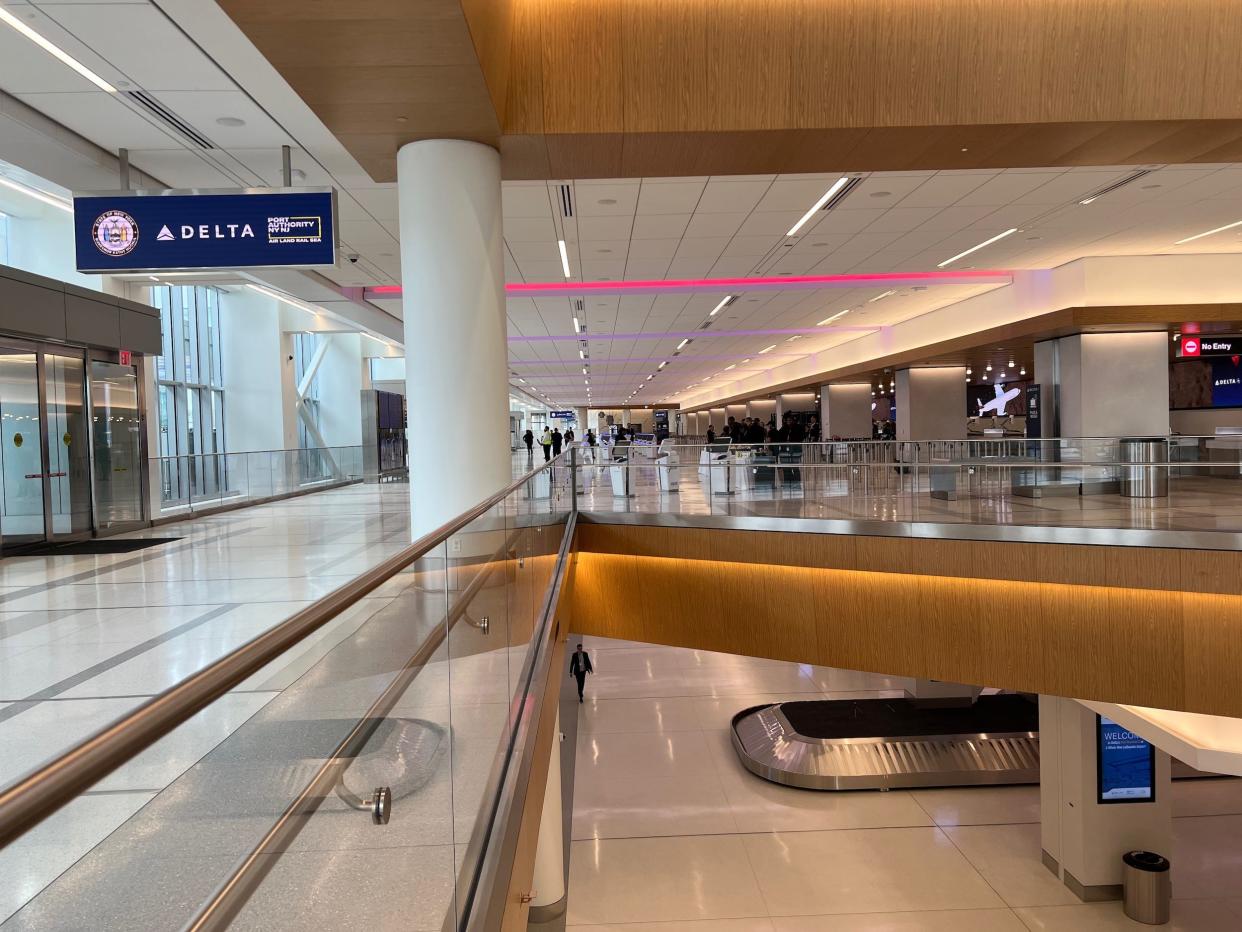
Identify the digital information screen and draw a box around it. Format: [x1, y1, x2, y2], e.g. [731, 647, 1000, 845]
[1097, 715, 1156, 804]
[73, 188, 337, 273]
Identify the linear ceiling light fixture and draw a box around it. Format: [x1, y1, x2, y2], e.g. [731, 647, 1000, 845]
[758, 344, 776, 354]
[245, 282, 321, 315]
[676, 338, 690, 350]
[558, 240, 571, 278]
[0, 175, 73, 213]
[818, 309, 851, 325]
[709, 295, 733, 316]
[787, 176, 852, 237]
[0, 8, 116, 93]
[657, 360, 667, 370]
[1079, 168, 1155, 205]
[1174, 219, 1242, 245]
[937, 228, 1018, 268]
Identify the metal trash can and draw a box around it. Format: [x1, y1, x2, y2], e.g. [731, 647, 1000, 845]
[1119, 437, 1169, 498]
[1122, 850, 1171, 925]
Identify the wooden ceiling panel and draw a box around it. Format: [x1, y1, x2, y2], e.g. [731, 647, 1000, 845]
[220, 0, 1242, 183]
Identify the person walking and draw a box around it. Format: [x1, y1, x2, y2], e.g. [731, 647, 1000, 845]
[523, 428, 534, 462]
[551, 427, 564, 457]
[570, 642, 594, 703]
[565, 427, 575, 444]
[706, 425, 716, 444]
[540, 427, 552, 461]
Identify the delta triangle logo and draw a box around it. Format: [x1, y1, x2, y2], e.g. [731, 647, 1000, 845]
[156, 225, 175, 241]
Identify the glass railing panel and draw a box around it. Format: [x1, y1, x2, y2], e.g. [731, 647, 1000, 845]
[0, 553, 457, 930]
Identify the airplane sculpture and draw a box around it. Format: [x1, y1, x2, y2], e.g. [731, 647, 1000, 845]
[977, 382, 1021, 416]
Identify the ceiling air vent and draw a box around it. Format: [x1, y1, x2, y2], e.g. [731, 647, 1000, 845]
[125, 91, 215, 149]
[820, 176, 862, 213]
[698, 320, 714, 330]
[1078, 168, 1155, 205]
[558, 184, 574, 218]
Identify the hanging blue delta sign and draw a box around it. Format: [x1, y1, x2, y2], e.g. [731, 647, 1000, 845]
[73, 187, 337, 273]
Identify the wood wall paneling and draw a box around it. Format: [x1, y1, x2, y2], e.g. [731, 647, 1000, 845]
[568, 549, 1240, 718]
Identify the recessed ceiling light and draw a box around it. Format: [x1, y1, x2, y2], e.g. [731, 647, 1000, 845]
[868, 290, 896, 303]
[1020, 367, 1027, 375]
[0, 175, 72, 213]
[787, 176, 850, 237]
[1175, 219, 1242, 245]
[598, 198, 617, 205]
[558, 239, 571, 278]
[0, 8, 117, 93]
[960, 147, 969, 152]
[758, 345, 776, 354]
[709, 295, 732, 316]
[817, 309, 851, 325]
[869, 191, 892, 198]
[1140, 184, 1162, 190]
[937, 228, 1018, 268]
[986, 363, 993, 371]
[1008, 359, 1015, 367]
[216, 116, 246, 127]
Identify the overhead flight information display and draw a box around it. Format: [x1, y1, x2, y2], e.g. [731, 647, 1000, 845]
[1097, 715, 1156, 804]
[73, 188, 337, 273]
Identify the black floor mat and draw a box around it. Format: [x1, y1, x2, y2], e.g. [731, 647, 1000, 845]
[14, 537, 181, 556]
[780, 694, 1038, 739]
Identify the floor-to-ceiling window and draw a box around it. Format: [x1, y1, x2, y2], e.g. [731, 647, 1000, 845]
[151, 286, 227, 505]
[293, 332, 330, 481]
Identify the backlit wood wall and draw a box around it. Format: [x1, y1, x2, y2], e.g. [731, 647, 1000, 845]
[569, 524, 1242, 717]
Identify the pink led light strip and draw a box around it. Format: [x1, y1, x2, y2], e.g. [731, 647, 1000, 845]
[365, 269, 1012, 300]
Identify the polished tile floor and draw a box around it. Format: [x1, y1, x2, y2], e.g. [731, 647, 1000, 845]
[566, 636, 1242, 931]
[0, 480, 413, 924]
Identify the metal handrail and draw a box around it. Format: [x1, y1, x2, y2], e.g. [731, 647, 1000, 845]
[0, 457, 565, 850]
[186, 530, 529, 931]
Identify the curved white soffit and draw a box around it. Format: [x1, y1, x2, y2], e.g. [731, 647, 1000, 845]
[1079, 700, 1242, 777]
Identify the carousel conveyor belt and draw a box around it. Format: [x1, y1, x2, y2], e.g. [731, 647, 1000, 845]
[731, 696, 1041, 790]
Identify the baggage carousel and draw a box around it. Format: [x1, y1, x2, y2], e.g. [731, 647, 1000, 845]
[731, 695, 1040, 790]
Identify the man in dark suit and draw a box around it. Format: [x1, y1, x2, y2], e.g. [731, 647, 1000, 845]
[569, 643, 594, 703]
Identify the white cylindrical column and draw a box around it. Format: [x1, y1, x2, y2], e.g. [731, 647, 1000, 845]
[398, 140, 510, 536]
[530, 710, 565, 912]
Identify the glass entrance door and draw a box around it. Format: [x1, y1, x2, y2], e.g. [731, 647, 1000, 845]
[45, 354, 92, 537]
[0, 348, 45, 547]
[90, 360, 144, 528]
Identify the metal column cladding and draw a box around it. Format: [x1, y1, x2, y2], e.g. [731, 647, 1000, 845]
[71, 187, 338, 273]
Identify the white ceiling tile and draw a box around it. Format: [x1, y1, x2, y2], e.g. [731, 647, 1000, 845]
[737, 211, 802, 236]
[803, 208, 887, 235]
[152, 91, 294, 148]
[1014, 171, 1130, 206]
[125, 149, 235, 188]
[580, 260, 628, 280]
[864, 206, 942, 233]
[15, 91, 179, 149]
[955, 172, 1065, 206]
[636, 180, 706, 215]
[0, 10, 98, 93]
[722, 235, 777, 257]
[627, 239, 680, 260]
[578, 215, 634, 241]
[632, 213, 691, 238]
[696, 179, 772, 213]
[40, 3, 235, 92]
[755, 178, 845, 212]
[505, 217, 559, 242]
[915, 204, 999, 232]
[624, 259, 671, 280]
[843, 175, 929, 207]
[575, 181, 640, 216]
[673, 237, 731, 260]
[898, 173, 995, 207]
[502, 184, 551, 219]
[684, 211, 748, 237]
